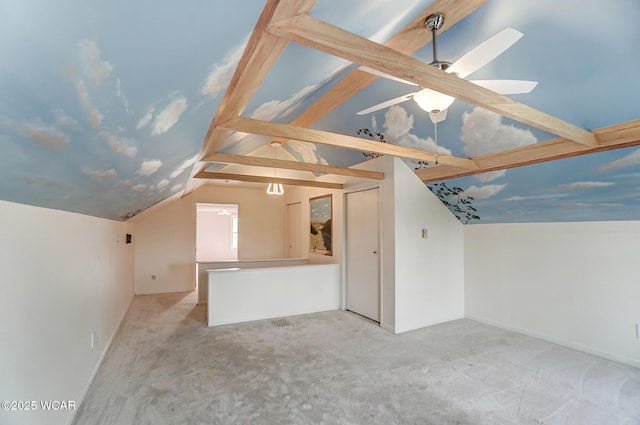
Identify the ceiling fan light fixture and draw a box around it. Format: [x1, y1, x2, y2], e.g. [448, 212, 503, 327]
[412, 89, 455, 113]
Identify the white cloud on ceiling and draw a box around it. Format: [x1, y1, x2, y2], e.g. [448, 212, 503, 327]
[202, 35, 248, 98]
[74, 79, 103, 128]
[218, 65, 350, 158]
[53, 109, 79, 129]
[21, 176, 67, 190]
[560, 202, 622, 210]
[252, 85, 317, 121]
[18, 124, 69, 151]
[251, 64, 350, 122]
[474, 170, 506, 182]
[382, 106, 452, 155]
[170, 183, 184, 193]
[156, 179, 169, 190]
[382, 106, 412, 140]
[286, 141, 329, 165]
[116, 78, 130, 113]
[82, 167, 117, 182]
[611, 172, 640, 180]
[102, 132, 137, 158]
[460, 108, 537, 157]
[137, 159, 163, 176]
[64, 40, 113, 129]
[505, 194, 568, 202]
[132, 184, 147, 192]
[152, 95, 188, 135]
[79, 39, 114, 89]
[1, 115, 70, 151]
[597, 148, 640, 173]
[170, 153, 199, 179]
[463, 184, 507, 200]
[116, 180, 132, 188]
[551, 181, 614, 191]
[136, 108, 155, 129]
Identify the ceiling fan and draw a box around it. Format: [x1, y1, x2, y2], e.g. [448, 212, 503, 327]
[357, 13, 538, 123]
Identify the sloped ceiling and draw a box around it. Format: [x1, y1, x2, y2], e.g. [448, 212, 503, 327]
[1, 0, 639, 223]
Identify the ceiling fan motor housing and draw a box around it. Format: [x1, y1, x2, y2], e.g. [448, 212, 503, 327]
[425, 13, 445, 32]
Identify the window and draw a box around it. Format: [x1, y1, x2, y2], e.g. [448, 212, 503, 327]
[231, 216, 238, 250]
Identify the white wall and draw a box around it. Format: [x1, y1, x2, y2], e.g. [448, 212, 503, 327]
[131, 184, 286, 295]
[465, 221, 640, 368]
[0, 200, 134, 425]
[392, 158, 465, 333]
[344, 156, 465, 333]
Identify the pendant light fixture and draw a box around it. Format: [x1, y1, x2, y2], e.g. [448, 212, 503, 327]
[266, 141, 284, 195]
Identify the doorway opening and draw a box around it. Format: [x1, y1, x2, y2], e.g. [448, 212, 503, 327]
[196, 203, 239, 264]
[195, 203, 238, 299]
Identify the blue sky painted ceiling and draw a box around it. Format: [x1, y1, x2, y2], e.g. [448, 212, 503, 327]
[1, 0, 639, 223]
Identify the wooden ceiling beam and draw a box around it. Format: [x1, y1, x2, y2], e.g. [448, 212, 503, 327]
[203, 152, 384, 180]
[415, 119, 640, 182]
[195, 171, 343, 190]
[290, 0, 487, 128]
[220, 116, 479, 170]
[200, 0, 317, 155]
[268, 14, 599, 148]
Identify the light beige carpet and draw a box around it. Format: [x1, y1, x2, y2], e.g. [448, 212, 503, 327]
[73, 291, 640, 425]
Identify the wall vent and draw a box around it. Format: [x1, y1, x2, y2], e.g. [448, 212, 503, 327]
[271, 318, 291, 327]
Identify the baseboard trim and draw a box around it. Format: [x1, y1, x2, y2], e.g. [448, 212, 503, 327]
[380, 322, 395, 333]
[465, 314, 640, 369]
[394, 314, 465, 334]
[135, 287, 194, 295]
[67, 294, 134, 425]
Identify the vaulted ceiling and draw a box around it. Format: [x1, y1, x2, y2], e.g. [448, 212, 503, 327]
[2, 0, 639, 223]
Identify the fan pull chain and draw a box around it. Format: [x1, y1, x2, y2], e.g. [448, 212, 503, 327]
[433, 113, 439, 165]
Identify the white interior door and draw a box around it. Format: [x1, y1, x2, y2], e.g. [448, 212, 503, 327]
[286, 202, 302, 258]
[345, 188, 380, 322]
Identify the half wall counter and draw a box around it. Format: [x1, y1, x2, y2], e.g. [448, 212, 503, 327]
[207, 263, 340, 327]
[197, 258, 308, 304]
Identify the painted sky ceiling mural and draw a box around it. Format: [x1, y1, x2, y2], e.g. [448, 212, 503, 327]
[1, 0, 639, 223]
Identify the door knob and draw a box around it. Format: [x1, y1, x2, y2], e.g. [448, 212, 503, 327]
[373, 251, 377, 254]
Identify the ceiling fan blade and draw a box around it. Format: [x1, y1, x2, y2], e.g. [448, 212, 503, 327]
[358, 66, 418, 86]
[471, 79, 538, 94]
[356, 92, 417, 115]
[447, 28, 523, 79]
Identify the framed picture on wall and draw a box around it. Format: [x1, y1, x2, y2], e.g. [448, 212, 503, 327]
[309, 194, 332, 256]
